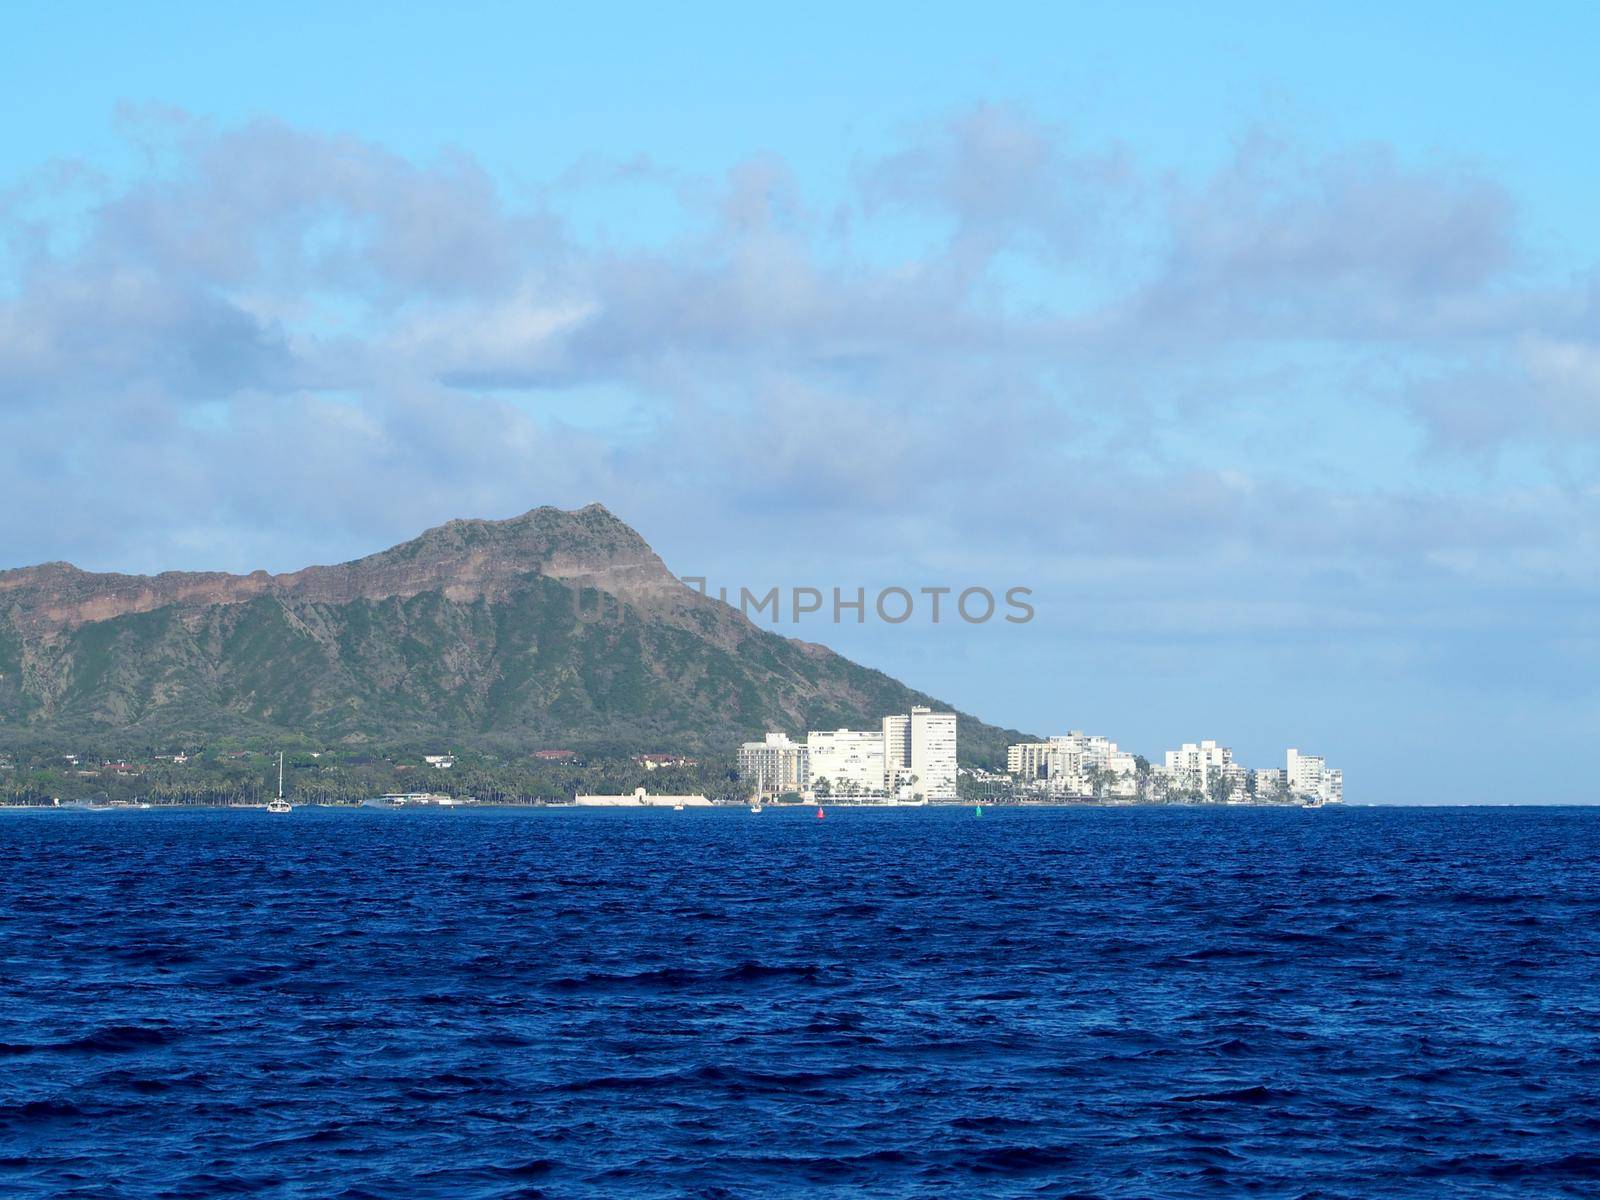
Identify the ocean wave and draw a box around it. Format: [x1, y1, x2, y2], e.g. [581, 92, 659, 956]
[3, 804, 1598, 1197]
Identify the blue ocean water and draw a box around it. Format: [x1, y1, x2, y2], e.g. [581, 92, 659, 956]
[2, 806, 1598, 1198]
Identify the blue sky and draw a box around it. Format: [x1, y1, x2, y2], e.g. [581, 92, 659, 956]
[2, 3, 1597, 800]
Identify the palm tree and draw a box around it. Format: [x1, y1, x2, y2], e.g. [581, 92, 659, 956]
[1206, 771, 1231, 805]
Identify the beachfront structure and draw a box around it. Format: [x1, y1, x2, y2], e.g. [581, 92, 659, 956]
[1253, 767, 1287, 801]
[795, 706, 958, 801]
[574, 787, 712, 807]
[893, 707, 958, 800]
[1221, 761, 1251, 803]
[1163, 740, 1233, 795]
[1287, 749, 1343, 804]
[1007, 731, 1138, 798]
[1003, 730, 1340, 804]
[737, 733, 810, 796]
[807, 729, 888, 798]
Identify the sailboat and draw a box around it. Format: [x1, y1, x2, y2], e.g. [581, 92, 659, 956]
[267, 753, 292, 814]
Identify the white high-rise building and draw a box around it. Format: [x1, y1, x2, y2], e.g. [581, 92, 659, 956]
[1007, 741, 1056, 781]
[1007, 731, 1138, 797]
[883, 713, 908, 780]
[1163, 740, 1233, 796]
[807, 729, 888, 798]
[907, 706, 957, 800]
[1288, 749, 1343, 803]
[804, 707, 958, 800]
[738, 732, 809, 795]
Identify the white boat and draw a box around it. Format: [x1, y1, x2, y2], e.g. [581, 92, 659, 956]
[750, 802, 763, 813]
[267, 753, 292, 814]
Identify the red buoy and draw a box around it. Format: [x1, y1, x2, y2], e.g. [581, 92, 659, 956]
[816, 806, 826, 819]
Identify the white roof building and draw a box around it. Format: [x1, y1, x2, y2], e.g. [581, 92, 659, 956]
[574, 787, 712, 807]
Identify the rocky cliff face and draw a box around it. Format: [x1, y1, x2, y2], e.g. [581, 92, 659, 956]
[0, 504, 702, 635]
[0, 505, 1025, 762]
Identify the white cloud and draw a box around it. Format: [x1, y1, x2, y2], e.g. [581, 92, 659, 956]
[0, 104, 1594, 692]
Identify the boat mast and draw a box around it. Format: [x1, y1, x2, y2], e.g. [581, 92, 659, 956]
[278, 752, 284, 801]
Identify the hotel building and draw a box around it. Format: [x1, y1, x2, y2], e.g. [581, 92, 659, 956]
[743, 707, 958, 801]
[737, 732, 809, 796]
[1008, 731, 1138, 797]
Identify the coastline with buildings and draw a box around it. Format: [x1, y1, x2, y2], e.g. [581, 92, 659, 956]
[740, 707, 959, 803]
[1001, 733, 1343, 806]
[737, 709, 1343, 807]
[1, 717, 1341, 810]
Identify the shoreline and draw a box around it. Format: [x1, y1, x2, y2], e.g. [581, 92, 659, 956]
[10, 800, 1594, 811]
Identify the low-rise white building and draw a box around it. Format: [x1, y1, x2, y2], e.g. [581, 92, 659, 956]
[636, 752, 697, 771]
[1253, 768, 1287, 801]
[574, 787, 712, 807]
[1324, 768, 1343, 804]
[1221, 761, 1251, 803]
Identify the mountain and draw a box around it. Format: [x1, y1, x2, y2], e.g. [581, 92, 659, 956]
[0, 505, 1027, 763]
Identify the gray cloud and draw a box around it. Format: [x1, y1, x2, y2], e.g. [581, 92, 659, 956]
[858, 104, 1134, 277]
[1109, 135, 1534, 346]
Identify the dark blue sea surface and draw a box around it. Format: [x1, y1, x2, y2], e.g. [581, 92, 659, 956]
[2, 806, 1599, 1198]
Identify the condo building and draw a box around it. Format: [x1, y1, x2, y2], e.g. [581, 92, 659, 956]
[1221, 761, 1251, 802]
[806, 729, 889, 797]
[739, 707, 958, 801]
[737, 732, 809, 796]
[900, 706, 958, 800]
[1009, 731, 1138, 797]
[1163, 740, 1233, 794]
[1004, 732, 1343, 804]
[1253, 767, 1287, 800]
[1287, 749, 1343, 804]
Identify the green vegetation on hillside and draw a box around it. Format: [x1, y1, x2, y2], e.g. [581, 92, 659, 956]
[0, 575, 1026, 766]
